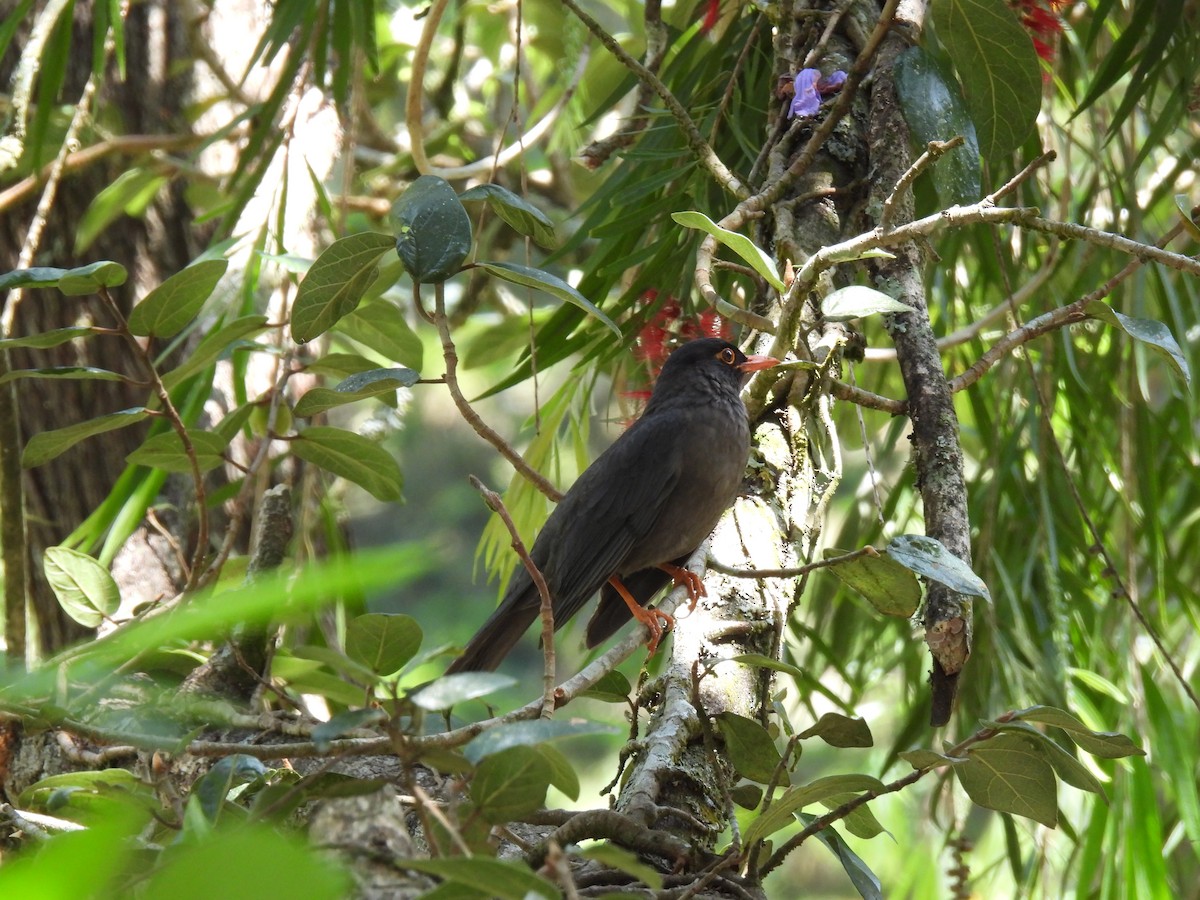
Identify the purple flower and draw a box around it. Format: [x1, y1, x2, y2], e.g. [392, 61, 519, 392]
[787, 68, 848, 119]
[789, 69, 821, 118]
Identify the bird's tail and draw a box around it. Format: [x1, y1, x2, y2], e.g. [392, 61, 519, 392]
[444, 576, 540, 673]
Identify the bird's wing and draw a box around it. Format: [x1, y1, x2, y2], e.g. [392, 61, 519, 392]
[542, 412, 685, 623]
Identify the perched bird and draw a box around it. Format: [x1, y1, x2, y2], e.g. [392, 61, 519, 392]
[446, 338, 779, 673]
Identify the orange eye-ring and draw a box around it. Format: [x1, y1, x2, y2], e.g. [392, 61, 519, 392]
[717, 347, 736, 365]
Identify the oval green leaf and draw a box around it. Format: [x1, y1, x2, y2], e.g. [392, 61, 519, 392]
[410, 671, 517, 711]
[57, 261, 129, 296]
[344, 613, 422, 675]
[290, 426, 403, 502]
[463, 718, 616, 764]
[160, 315, 271, 390]
[335, 300, 424, 369]
[823, 546, 921, 617]
[715, 712, 783, 783]
[470, 745, 551, 823]
[957, 732, 1058, 827]
[44, 546, 121, 627]
[291, 231, 395, 342]
[128, 258, 229, 338]
[930, 0, 1042, 164]
[391, 175, 473, 283]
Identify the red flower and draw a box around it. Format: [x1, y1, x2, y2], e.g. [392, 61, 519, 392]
[1011, 0, 1066, 63]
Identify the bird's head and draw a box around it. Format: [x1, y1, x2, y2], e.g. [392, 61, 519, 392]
[649, 338, 780, 405]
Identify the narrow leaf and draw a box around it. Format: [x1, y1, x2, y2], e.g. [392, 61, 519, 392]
[404, 857, 557, 900]
[743, 775, 884, 847]
[23, 408, 150, 468]
[0, 326, 97, 350]
[0, 366, 128, 386]
[160, 315, 271, 390]
[672, 210, 785, 291]
[474, 261, 621, 337]
[128, 259, 229, 338]
[1012, 705, 1145, 759]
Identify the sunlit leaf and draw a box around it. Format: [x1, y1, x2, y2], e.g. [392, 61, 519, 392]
[474, 261, 621, 337]
[671, 210, 785, 291]
[43, 547, 121, 627]
[822, 286, 912, 322]
[128, 259, 229, 338]
[885, 535, 990, 600]
[291, 232, 395, 342]
[823, 547, 922, 617]
[290, 426, 403, 502]
[1085, 301, 1191, 387]
[344, 613, 422, 675]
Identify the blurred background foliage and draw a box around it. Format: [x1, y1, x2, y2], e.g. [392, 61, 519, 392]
[1, 0, 1198, 896]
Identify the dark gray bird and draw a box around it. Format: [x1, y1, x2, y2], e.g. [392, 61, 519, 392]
[446, 338, 779, 673]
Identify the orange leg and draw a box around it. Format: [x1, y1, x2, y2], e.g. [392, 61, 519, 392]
[657, 563, 706, 612]
[607, 575, 676, 656]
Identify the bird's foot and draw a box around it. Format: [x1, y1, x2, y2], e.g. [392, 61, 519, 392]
[608, 575, 676, 655]
[657, 563, 706, 612]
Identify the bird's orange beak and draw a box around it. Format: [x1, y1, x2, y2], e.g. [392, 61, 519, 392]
[738, 354, 781, 373]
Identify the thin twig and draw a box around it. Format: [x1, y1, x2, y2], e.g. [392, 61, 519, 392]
[559, 0, 748, 198]
[708, 542, 879, 580]
[469, 475, 557, 718]
[879, 137, 965, 233]
[430, 283, 563, 501]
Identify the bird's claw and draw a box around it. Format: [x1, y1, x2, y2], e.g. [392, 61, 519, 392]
[640, 607, 676, 656]
[659, 563, 706, 613]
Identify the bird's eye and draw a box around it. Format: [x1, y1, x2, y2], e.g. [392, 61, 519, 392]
[717, 347, 737, 365]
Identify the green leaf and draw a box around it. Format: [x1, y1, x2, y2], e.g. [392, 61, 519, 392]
[0, 327, 96, 351]
[58, 261, 130, 296]
[410, 672, 517, 710]
[470, 746, 551, 823]
[0, 267, 74, 291]
[578, 844, 664, 890]
[23, 408, 151, 468]
[822, 286, 912, 322]
[459, 183, 556, 248]
[533, 743, 580, 802]
[336, 300, 424, 369]
[463, 718, 616, 764]
[898, 748, 967, 770]
[956, 731, 1058, 827]
[43, 547, 121, 627]
[885, 534, 990, 600]
[716, 712, 783, 783]
[823, 547, 922, 617]
[140, 824, 349, 900]
[344, 613, 423, 675]
[473, 261, 621, 337]
[193, 755, 269, 823]
[730, 652, 809, 681]
[893, 46, 982, 204]
[743, 775, 885, 847]
[391, 175, 473, 283]
[930, 0, 1042, 163]
[715, 715, 782, 787]
[404, 857, 556, 900]
[578, 669, 633, 703]
[293, 367, 420, 418]
[75, 168, 169, 254]
[797, 713, 874, 748]
[311, 709, 388, 751]
[291, 231, 395, 342]
[128, 259, 229, 338]
[302, 352, 381, 379]
[808, 819, 883, 900]
[1011, 705, 1145, 759]
[1085, 301, 1191, 387]
[290, 426, 403, 502]
[1175, 194, 1200, 242]
[0, 366, 128, 386]
[160, 315, 271, 390]
[671, 210, 785, 291]
[126, 430, 231, 474]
